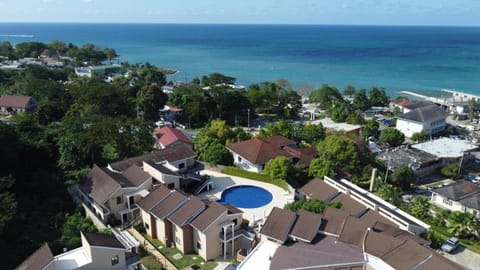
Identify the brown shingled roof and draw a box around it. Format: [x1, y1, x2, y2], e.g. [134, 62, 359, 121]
[82, 231, 125, 249]
[226, 136, 296, 165]
[190, 201, 227, 232]
[337, 216, 370, 247]
[260, 207, 297, 243]
[298, 178, 339, 201]
[168, 197, 205, 226]
[137, 185, 172, 212]
[380, 239, 432, 269]
[151, 191, 187, 220]
[110, 144, 196, 171]
[14, 243, 53, 270]
[331, 193, 366, 215]
[121, 164, 151, 187]
[80, 165, 121, 204]
[0, 95, 33, 108]
[320, 207, 349, 235]
[290, 209, 322, 243]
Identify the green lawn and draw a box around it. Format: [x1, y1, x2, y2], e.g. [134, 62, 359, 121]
[143, 234, 218, 270]
[222, 166, 289, 191]
[141, 255, 163, 270]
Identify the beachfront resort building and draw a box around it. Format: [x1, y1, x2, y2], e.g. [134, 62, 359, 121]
[395, 104, 448, 138]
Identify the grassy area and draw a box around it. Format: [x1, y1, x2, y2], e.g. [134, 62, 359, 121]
[222, 166, 289, 191]
[143, 234, 217, 270]
[141, 255, 163, 270]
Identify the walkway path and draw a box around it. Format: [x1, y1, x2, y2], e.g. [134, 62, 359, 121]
[127, 228, 178, 270]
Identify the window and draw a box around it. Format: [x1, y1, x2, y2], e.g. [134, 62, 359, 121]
[111, 255, 119, 265]
[175, 235, 181, 245]
[237, 156, 242, 162]
[167, 183, 175, 189]
[144, 222, 150, 230]
[178, 163, 185, 169]
[197, 241, 202, 250]
[116, 196, 122, 204]
[442, 198, 453, 206]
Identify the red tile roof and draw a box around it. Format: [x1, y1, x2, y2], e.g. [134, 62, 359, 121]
[0, 95, 34, 108]
[392, 98, 413, 107]
[226, 135, 297, 165]
[154, 126, 192, 148]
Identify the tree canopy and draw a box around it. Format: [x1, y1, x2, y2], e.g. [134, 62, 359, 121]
[379, 128, 405, 147]
[284, 199, 342, 214]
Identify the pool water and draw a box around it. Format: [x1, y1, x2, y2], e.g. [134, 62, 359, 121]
[218, 185, 273, 208]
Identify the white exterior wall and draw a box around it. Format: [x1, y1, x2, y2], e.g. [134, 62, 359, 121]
[141, 209, 155, 237]
[431, 193, 480, 218]
[231, 152, 263, 173]
[155, 218, 169, 244]
[396, 117, 446, 138]
[396, 119, 425, 138]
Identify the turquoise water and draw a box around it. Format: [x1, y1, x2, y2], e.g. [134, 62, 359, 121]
[1, 23, 480, 96]
[218, 185, 273, 208]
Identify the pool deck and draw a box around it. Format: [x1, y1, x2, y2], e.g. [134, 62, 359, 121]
[198, 169, 294, 226]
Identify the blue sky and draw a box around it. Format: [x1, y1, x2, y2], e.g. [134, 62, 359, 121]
[1, 0, 480, 26]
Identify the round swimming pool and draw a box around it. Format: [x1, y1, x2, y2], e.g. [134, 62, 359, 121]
[217, 185, 273, 208]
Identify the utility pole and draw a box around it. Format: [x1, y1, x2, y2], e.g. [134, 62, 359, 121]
[384, 157, 391, 182]
[456, 151, 465, 180]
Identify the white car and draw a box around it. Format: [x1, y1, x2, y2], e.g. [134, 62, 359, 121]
[441, 237, 459, 253]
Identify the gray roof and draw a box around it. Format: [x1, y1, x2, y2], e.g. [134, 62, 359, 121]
[433, 181, 479, 201]
[398, 104, 448, 123]
[403, 101, 434, 110]
[377, 147, 437, 171]
[82, 231, 125, 249]
[260, 207, 297, 243]
[137, 185, 172, 212]
[269, 235, 364, 270]
[110, 144, 196, 171]
[190, 201, 227, 232]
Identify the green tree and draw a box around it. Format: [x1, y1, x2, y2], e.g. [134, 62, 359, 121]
[0, 41, 14, 58]
[284, 199, 342, 214]
[345, 113, 365, 125]
[14, 41, 47, 58]
[202, 143, 233, 166]
[440, 163, 460, 179]
[407, 196, 431, 219]
[309, 85, 344, 110]
[375, 182, 401, 205]
[368, 87, 389, 106]
[352, 89, 370, 111]
[136, 84, 168, 121]
[300, 123, 325, 145]
[316, 135, 360, 174]
[379, 128, 404, 147]
[468, 98, 477, 121]
[362, 119, 379, 138]
[389, 165, 415, 190]
[393, 106, 403, 116]
[264, 156, 296, 181]
[0, 175, 16, 233]
[447, 211, 480, 238]
[104, 48, 118, 62]
[60, 211, 98, 250]
[411, 131, 429, 142]
[328, 101, 351, 122]
[201, 72, 236, 86]
[308, 157, 336, 178]
[343, 85, 356, 97]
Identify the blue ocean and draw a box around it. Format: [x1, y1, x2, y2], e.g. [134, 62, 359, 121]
[1, 23, 480, 97]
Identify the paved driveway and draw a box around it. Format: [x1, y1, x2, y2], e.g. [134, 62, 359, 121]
[442, 245, 480, 270]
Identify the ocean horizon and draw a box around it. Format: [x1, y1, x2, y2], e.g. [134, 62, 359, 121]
[1, 23, 480, 97]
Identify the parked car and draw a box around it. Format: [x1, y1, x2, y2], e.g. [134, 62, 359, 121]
[441, 237, 459, 253]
